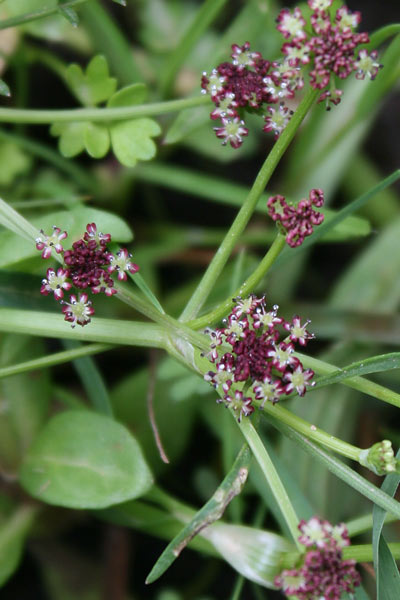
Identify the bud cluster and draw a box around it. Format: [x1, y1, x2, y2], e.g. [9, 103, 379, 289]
[203, 295, 315, 421]
[36, 223, 139, 327]
[201, 2, 381, 147]
[267, 188, 324, 248]
[275, 517, 360, 599]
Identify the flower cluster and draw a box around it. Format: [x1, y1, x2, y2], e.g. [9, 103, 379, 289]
[278, 1, 382, 109]
[268, 188, 324, 247]
[203, 295, 315, 421]
[201, 2, 381, 147]
[36, 223, 139, 327]
[275, 517, 360, 599]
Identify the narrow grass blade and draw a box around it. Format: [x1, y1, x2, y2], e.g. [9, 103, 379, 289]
[312, 353, 400, 391]
[0, 342, 112, 379]
[146, 444, 251, 584]
[62, 340, 113, 417]
[373, 449, 400, 600]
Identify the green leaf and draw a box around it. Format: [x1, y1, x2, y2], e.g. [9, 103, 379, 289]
[65, 55, 117, 106]
[312, 353, 400, 392]
[50, 121, 87, 158]
[0, 505, 37, 587]
[112, 0, 126, 4]
[107, 83, 148, 108]
[19, 411, 153, 509]
[0, 140, 32, 185]
[373, 448, 400, 600]
[83, 122, 110, 158]
[376, 536, 400, 600]
[110, 118, 161, 167]
[0, 79, 11, 97]
[146, 445, 252, 584]
[58, 6, 79, 27]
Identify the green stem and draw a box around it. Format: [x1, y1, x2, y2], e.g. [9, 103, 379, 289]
[0, 0, 89, 31]
[298, 352, 400, 409]
[187, 234, 287, 330]
[237, 416, 301, 549]
[179, 88, 319, 322]
[269, 417, 400, 520]
[0, 309, 168, 348]
[115, 284, 209, 353]
[343, 543, 400, 563]
[260, 402, 360, 462]
[0, 342, 112, 379]
[0, 95, 210, 124]
[160, 0, 229, 97]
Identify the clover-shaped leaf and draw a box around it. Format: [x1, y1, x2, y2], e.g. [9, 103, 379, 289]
[66, 55, 117, 106]
[50, 122, 87, 157]
[107, 82, 148, 108]
[110, 118, 161, 167]
[50, 121, 110, 159]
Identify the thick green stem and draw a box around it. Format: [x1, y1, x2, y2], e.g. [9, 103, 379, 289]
[237, 416, 301, 549]
[0, 309, 168, 348]
[0, 96, 210, 124]
[115, 285, 209, 353]
[261, 402, 361, 463]
[343, 543, 400, 562]
[298, 352, 400, 409]
[187, 234, 287, 330]
[160, 0, 229, 97]
[0, 0, 89, 31]
[179, 88, 319, 322]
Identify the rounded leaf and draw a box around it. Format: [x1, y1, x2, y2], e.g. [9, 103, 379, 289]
[19, 411, 153, 509]
[107, 83, 148, 108]
[84, 122, 110, 158]
[110, 118, 161, 167]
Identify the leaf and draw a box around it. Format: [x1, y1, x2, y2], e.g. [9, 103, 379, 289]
[146, 445, 252, 583]
[0, 335, 51, 474]
[0, 141, 32, 185]
[373, 448, 400, 600]
[58, 6, 79, 27]
[110, 118, 161, 167]
[312, 353, 400, 392]
[19, 411, 154, 509]
[84, 122, 110, 158]
[50, 121, 87, 158]
[112, 0, 126, 4]
[0, 505, 37, 587]
[107, 83, 148, 108]
[0, 79, 11, 97]
[66, 55, 117, 107]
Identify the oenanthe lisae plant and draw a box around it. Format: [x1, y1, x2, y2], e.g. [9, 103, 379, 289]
[0, 0, 399, 597]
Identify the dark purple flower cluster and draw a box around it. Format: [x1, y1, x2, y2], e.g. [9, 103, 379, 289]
[204, 295, 315, 421]
[275, 517, 360, 600]
[278, 0, 382, 109]
[267, 188, 324, 248]
[36, 223, 139, 327]
[201, 2, 381, 147]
